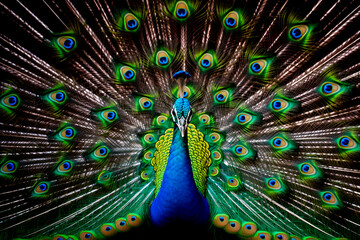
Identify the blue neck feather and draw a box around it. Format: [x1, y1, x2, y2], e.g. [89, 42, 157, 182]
[150, 127, 209, 227]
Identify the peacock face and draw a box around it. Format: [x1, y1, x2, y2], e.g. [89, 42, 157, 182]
[171, 98, 193, 137]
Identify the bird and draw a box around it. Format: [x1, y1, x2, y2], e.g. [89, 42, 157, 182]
[0, 0, 359, 240]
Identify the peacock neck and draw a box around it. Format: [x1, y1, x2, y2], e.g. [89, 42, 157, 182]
[150, 127, 209, 227]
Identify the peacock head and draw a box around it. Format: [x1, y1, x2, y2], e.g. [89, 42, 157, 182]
[171, 98, 192, 137]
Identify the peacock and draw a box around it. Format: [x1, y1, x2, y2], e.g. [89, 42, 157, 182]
[0, 0, 359, 239]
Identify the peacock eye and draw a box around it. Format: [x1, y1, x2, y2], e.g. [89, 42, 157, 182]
[174, 1, 190, 19]
[209, 166, 219, 177]
[213, 214, 229, 228]
[320, 82, 340, 96]
[224, 219, 241, 234]
[53, 235, 67, 240]
[100, 224, 117, 237]
[119, 65, 136, 82]
[236, 113, 252, 124]
[233, 144, 248, 156]
[270, 99, 289, 112]
[249, 59, 268, 74]
[115, 218, 131, 232]
[143, 149, 155, 162]
[97, 171, 112, 185]
[59, 126, 75, 140]
[271, 137, 288, 149]
[141, 169, 150, 180]
[156, 115, 168, 126]
[124, 13, 140, 31]
[1, 160, 17, 174]
[199, 53, 214, 69]
[289, 25, 309, 41]
[126, 213, 143, 227]
[156, 50, 171, 67]
[241, 222, 257, 236]
[223, 11, 240, 29]
[209, 133, 220, 142]
[320, 190, 342, 208]
[338, 136, 356, 149]
[199, 114, 210, 124]
[139, 97, 153, 110]
[1, 93, 20, 109]
[144, 133, 156, 144]
[101, 109, 118, 122]
[49, 90, 66, 103]
[80, 231, 96, 240]
[57, 36, 76, 51]
[210, 148, 223, 163]
[267, 178, 281, 189]
[94, 146, 109, 158]
[86, 143, 111, 162]
[34, 181, 50, 195]
[300, 163, 313, 174]
[227, 177, 240, 187]
[274, 233, 288, 240]
[254, 232, 271, 240]
[214, 89, 229, 104]
[58, 160, 73, 172]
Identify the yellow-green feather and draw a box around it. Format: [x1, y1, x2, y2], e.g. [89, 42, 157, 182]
[187, 123, 212, 195]
[151, 128, 173, 196]
[151, 124, 211, 197]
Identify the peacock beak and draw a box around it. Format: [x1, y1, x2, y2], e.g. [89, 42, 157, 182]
[177, 116, 187, 138]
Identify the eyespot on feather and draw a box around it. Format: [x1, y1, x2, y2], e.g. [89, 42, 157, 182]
[139, 97, 153, 110]
[124, 13, 140, 31]
[115, 218, 131, 232]
[33, 181, 50, 196]
[156, 50, 171, 67]
[59, 126, 76, 140]
[223, 11, 240, 29]
[249, 59, 267, 74]
[198, 114, 211, 125]
[338, 136, 356, 149]
[273, 232, 289, 240]
[209, 166, 219, 177]
[233, 144, 249, 156]
[56, 36, 76, 52]
[1, 160, 17, 174]
[271, 137, 288, 149]
[214, 90, 229, 103]
[213, 214, 229, 228]
[239, 222, 257, 236]
[100, 223, 117, 237]
[266, 178, 281, 190]
[250, 231, 271, 240]
[141, 169, 150, 180]
[174, 1, 190, 19]
[126, 213, 142, 227]
[236, 113, 252, 125]
[321, 82, 341, 96]
[52, 234, 68, 240]
[224, 219, 241, 234]
[289, 25, 309, 41]
[271, 99, 289, 112]
[1, 93, 20, 109]
[199, 53, 214, 69]
[79, 231, 96, 240]
[49, 90, 66, 104]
